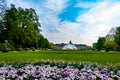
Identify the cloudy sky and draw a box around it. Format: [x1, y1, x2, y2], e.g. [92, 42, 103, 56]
[6, 0, 120, 45]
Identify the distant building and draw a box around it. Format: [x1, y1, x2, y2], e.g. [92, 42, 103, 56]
[55, 43, 65, 50]
[105, 27, 118, 41]
[62, 41, 77, 50]
[55, 40, 87, 50]
[75, 44, 86, 50]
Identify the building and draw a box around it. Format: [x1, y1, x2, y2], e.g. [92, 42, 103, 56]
[75, 44, 86, 50]
[55, 40, 87, 50]
[105, 27, 118, 41]
[55, 43, 65, 50]
[62, 41, 77, 50]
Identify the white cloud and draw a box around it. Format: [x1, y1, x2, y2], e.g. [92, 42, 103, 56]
[46, 21, 85, 44]
[76, 1, 120, 45]
[38, 0, 69, 39]
[75, 1, 96, 8]
[41, 0, 69, 13]
[6, 0, 33, 8]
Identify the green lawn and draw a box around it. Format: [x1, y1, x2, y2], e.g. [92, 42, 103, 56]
[0, 50, 120, 65]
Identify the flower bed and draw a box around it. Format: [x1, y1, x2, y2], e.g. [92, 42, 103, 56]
[0, 62, 120, 80]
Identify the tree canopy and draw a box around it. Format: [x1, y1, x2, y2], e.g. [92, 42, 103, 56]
[95, 37, 106, 51]
[114, 27, 120, 46]
[0, 4, 50, 50]
[104, 41, 119, 51]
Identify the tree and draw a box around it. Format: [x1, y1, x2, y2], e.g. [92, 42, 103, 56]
[49, 42, 57, 49]
[96, 37, 106, 51]
[92, 43, 97, 50]
[85, 46, 92, 50]
[0, 4, 41, 48]
[114, 27, 120, 46]
[38, 35, 50, 49]
[104, 41, 119, 52]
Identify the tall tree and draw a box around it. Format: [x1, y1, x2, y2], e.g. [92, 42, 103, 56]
[114, 27, 120, 46]
[38, 35, 50, 49]
[0, 4, 41, 48]
[96, 37, 106, 51]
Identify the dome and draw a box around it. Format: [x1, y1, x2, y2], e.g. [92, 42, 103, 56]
[62, 41, 77, 50]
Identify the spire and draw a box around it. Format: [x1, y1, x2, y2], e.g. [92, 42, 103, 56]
[69, 40, 73, 45]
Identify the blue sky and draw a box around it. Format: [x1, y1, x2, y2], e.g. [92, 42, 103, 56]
[6, 0, 120, 45]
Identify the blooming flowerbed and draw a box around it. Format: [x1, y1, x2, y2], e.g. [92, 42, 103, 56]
[0, 63, 120, 80]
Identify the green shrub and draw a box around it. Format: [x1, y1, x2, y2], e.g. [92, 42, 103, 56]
[0, 42, 15, 52]
[31, 46, 36, 51]
[23, 48, 30, 51]
[16, 48, 22, 51]
[0, 43, 4, 51]
[16, 45, 22, 51]
[104, 41, 119, 51]
[2, 48, 8, 52]
[0, 43, 8, 52]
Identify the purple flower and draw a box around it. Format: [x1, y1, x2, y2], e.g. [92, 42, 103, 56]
[63, 71, 69, 77]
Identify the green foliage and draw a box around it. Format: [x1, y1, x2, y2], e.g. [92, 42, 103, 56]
[31, 46, 36, 51]
[85, 46, 92, 50]
[0, 4, 50, 50]
[114, 27, 120, 46]
[96, 37, 106, 51]
[104, 41, 119, 52]
[0, 4, 41, 48]
[0, 42, 14, 52]
[96, 76, 101, 80]
[49, 42, 57, 49]
[0, 43, 6, 52]
[0, 43, 4, 51]
[38, 35, 50, 49]
[92, 43, 97, 50]
[16, 45, 22, 51]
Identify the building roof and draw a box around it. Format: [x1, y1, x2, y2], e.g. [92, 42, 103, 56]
[68, 40, 73, 45]
[108, 27, 117, 35]
[106, 27, 118, 41]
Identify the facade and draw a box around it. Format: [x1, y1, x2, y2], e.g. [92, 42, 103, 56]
[62, 41, 77, 50]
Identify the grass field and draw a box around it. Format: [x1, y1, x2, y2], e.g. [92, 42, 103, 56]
[0, 50, 120, 65]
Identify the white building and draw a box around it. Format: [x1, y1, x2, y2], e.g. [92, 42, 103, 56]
[62, 41, 77, 50]
[105, 27, 118, 41]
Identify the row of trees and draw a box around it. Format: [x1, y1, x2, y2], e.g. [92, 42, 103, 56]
[0, 3, 51, 51]
[93, 27, 120, 51]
